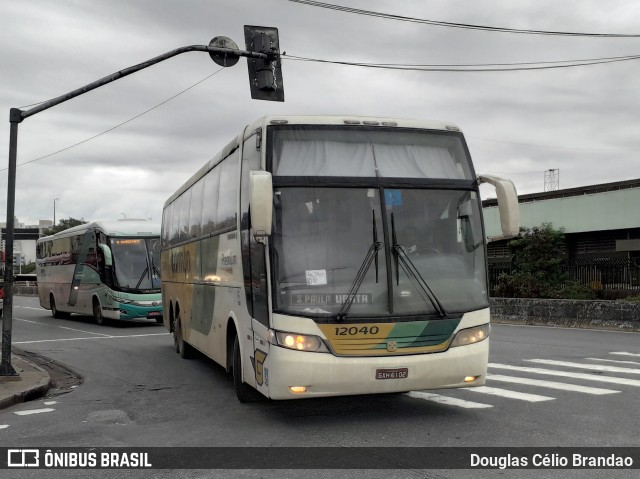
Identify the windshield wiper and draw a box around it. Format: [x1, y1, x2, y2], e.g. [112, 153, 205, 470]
[134, 266, 149, 290]
[337, 210, 382, 320]
[390, 213, 447, 318]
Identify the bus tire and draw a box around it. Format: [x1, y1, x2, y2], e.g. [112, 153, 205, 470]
[93, 298, 108, 326]
[175, 316, 194, 359]
[50, 295, 69, 319]
[233, 335, 262, 403]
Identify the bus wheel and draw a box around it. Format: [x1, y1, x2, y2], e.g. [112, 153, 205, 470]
[50, 295, 69, 319]
[233, 335, 262, 403]
[174, 317, 194, 359]
[93, 299, 108, 326]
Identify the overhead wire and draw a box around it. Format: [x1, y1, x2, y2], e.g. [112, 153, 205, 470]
[286, 0, 640, 37]
[3, 67, 225, 171]
[283, 53, 640, 72]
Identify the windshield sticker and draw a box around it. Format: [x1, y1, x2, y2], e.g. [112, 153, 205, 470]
[306, 269, 327, 286]
[291, 293, 372, 306]
[385, 189, 402, 206]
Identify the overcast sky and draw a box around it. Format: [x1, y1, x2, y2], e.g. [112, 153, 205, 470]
[1, 0, 639, 227]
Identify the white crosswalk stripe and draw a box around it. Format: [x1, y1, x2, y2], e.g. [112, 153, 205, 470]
[464, 386, 554, 402]
[406, 391, 492, 408]
[525, 359, 640, 375]
[486, 374, 620, 395]
[404, 352, 639, 410]
[489, 363, 640, 387]
[585, 357, 640, 366]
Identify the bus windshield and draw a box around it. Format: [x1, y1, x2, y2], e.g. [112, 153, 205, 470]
[270, 126, 474, 179]
[110, 237, 161, 292]
[272, 187, 487, 318]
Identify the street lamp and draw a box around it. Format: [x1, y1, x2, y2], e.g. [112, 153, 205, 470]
[1, 26, 284, 377]
[53, 197, 60, 227]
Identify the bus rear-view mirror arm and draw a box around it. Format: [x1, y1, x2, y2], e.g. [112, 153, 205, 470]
[249, 170, 273, 242]
[478, 175, 520, 242]
[98, 244, 113, 267]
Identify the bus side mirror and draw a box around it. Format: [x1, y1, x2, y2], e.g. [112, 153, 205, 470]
[250, 170, 273, 239]
[98, 244, 113, 267]
[478, 175, 520, 242]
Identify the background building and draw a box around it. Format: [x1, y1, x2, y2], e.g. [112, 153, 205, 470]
[482, 178, 640, 291]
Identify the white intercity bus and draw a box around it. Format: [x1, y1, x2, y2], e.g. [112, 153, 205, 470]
[36, 219, 163, 325]
[161, 115, 519, 401]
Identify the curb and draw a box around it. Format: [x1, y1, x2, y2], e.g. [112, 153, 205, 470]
[0, 356, 53, 410]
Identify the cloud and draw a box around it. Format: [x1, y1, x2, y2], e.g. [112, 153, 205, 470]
[1, 0, 639, 226]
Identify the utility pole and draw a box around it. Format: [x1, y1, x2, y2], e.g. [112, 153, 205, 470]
[544, 169, 560, 192]
[1, 26, 284, 377]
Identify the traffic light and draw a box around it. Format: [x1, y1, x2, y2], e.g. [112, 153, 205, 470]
[244, 25, 284, 102]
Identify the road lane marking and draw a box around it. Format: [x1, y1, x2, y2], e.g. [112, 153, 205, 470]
[465, 386, 554, 402]
[14, 408, 55, 416]
[406, 391, 492, 408]
[17, 307, 47, 311]
[58, 326, 111, 337]
[486, 374, 619, 395]
[489, 363, 640, 387]
[585, 357, 640, 366]
[16, 318, 121, 337]
[525, 359, 640, 375]
[610, 352, 640, 357]
[43, 401, 58, 406]
[14, 332, 169, 345]
[15, 318, 49, 326]
[0, 425, 9, 430]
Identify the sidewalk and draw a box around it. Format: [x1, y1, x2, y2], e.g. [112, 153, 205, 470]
[0, 354, 52, 410]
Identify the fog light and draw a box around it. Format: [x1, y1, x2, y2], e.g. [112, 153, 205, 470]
[464, 375, 480, 383]
[289, 386, 308, 393]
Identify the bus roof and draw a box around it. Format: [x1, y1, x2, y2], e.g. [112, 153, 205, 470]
[37, 219, 160, 243]
[163, 115, 463, 209]
[245, 115, 461, 133]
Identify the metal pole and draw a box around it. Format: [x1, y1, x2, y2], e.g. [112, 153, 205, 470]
[53, 197, 59, 226]
[0, 110, 20, 376]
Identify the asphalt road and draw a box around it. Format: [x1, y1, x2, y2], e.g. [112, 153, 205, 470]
[1, 295, 639, 479]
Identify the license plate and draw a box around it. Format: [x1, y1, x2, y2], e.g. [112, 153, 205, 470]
[375, 368, 408, 380]
[148, 311, 161, 318]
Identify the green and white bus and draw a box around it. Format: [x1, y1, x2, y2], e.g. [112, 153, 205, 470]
[161, 115, 519, 401]
[36, 219, 163, 325]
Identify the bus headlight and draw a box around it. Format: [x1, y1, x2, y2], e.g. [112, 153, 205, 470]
[450, 324, 490, 348]
[270, 331, 329, 353]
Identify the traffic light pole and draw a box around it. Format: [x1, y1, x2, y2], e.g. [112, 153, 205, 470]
[1, 30, 283, 376]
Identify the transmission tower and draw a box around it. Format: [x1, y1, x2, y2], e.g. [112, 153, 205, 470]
[544, 169, 560, 191]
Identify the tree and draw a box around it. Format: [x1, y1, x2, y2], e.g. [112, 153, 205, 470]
[21, 262, 36, 274]
[494, 223, 595, 299]
[43, 217, 86, 236]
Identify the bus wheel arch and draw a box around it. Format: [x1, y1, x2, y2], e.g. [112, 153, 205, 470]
[92, 296, 107, 326]
[168, 300, 175, 333]
[228, 317, 261, 402]
[174, 303, 194, 359]
[225, 319, 238, 373]
[50, 293, 69, 319]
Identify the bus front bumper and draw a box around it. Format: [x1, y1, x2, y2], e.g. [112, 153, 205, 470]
[264, 340, 489, 400]
[104, 303, 163, 321]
